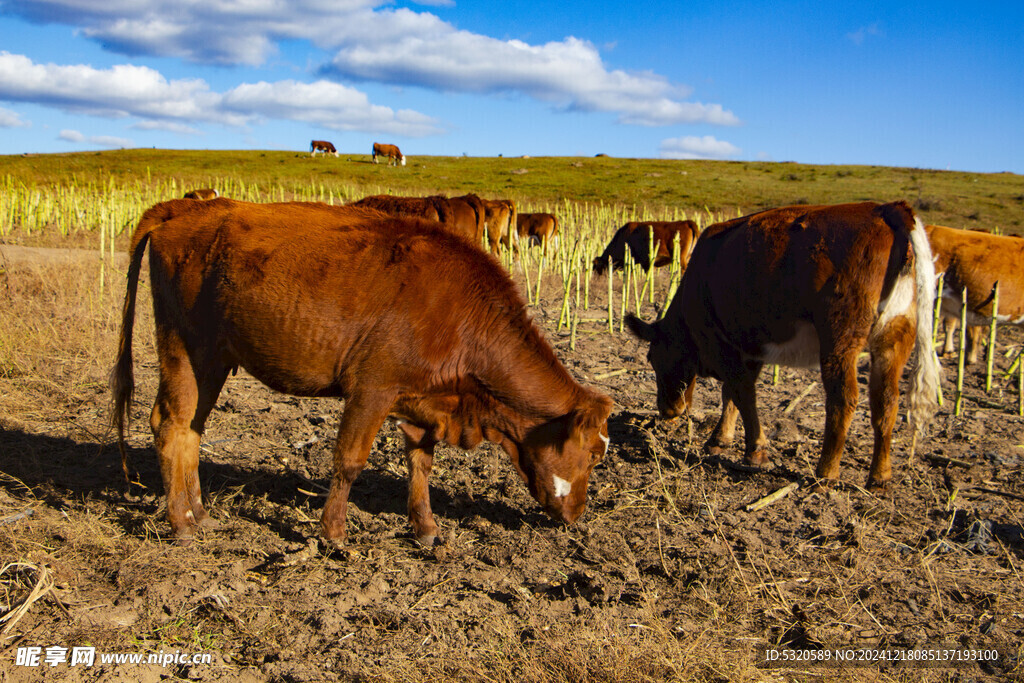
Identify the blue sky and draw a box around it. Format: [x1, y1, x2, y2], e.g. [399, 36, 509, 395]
[0, 0, 1020, 173]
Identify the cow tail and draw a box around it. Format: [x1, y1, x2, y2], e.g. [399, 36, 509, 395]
[110, 209, 163, 484]
[907, 215, 942, 435]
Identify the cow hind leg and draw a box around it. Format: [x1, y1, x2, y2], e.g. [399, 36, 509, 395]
[150, 334, 228, 540]
[814, 348, 863, 483]
[866, 317, 915, 488]
[320, 392, 395, 548]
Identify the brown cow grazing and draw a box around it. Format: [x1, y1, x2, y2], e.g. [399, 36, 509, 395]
[351, 194, 448, 223]
[183, 188, 219, 200]
[926, 224, 1024, 365]
[372, 142, 406, 166]
[447, 193, 487, 246]
[310, 140, 338, 157]
[593, 220, 699, 274]
[112, 198, 612, 547]
[513, 213, 559, 250]
[626, 201, 941, 488]
[482, 198, 517, 254]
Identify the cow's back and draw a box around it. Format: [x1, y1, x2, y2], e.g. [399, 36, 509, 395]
[677, 202, 915, 356]
[143, 200, 534, 397]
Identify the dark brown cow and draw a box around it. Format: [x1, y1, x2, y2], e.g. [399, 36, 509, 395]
[183, 188, 219, 200]
[627, 201, 941, 488]
[926, 224, 1024, 364]
[447, 194, 487, 246]
[372, 142, 406, 166]
[351, 194, 486, 247]
[593, 220, 699, 274]
[310, 140, 338, 157]
[482, 198, 517, 254]
[513, 213, 559, 250]
[112, 199, 612, 547]
[351, 194, 449, 224]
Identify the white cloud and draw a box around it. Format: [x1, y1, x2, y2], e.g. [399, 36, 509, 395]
[847, 22, 883, 46]
[659, 135, 740, 160]
[0, 52, 440, 137]
[131, 120, 203, 135]
[58, 128, 133, 147]
[222, 80, 443, 136]
[91, 134, 133, 148]
[0, 106, 28, 127]
[323, 16, 740, 126]
[4, 0, 738, 128]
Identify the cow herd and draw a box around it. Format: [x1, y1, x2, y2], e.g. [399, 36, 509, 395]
[137, 190, 1014, 547]
[308, 139, 407, 166]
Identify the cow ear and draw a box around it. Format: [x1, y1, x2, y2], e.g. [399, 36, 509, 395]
[571, 393, 613, 446]
[625, 314, 656, 343]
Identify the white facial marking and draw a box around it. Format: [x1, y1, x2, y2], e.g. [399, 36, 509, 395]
[599, 433, 610, 455]
[553, 475, 572, 498]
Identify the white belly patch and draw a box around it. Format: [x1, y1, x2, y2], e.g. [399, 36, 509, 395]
[762, 321, 820, 368]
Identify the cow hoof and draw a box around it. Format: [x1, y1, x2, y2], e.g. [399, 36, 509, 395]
[810, 478, 836, 494]
[322, 536, 347, 553]
[197, 515, 219, 529]
[415, 534, 440, 548]
[744, 450, 770, 467]
[172, 529, 195, 545]
[865, 477, 890, 492]
[704, 443, 729, 456]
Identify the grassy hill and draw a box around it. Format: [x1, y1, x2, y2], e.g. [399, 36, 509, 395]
[2, 149, 1022, 242]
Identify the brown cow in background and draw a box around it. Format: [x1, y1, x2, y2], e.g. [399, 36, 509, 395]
[926, 223, 1024, 364]
[513, 213, 559, 251]
[310, 140, 338, 157]
[593, 220, 699, 274]
[112, 198, 613, 548]
[351, 194, 486, 247]
[482, 198, 517, 254]
[183, 188, 219, 200]
[351, 194, 449, 224]
[627, 201, 940, 489]
[372, 143, 406, 166]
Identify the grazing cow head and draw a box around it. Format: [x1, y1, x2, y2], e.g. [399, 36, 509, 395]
[625, 314, 696, 419]
[507, 394, 612, 524]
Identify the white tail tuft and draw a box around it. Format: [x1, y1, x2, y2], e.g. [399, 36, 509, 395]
[908, 216, 942, 434]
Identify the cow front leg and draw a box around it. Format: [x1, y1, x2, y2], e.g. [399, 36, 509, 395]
[940, 315, 958, 357]
[704, 386, 739, 456]
[397, 421, 440, 546]
[965, 325, 985, 366]
[320, 392, 394, 549]
[730, 366, 769, 466]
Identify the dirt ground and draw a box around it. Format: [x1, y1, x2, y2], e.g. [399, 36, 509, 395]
[1, 243, 1023, 682]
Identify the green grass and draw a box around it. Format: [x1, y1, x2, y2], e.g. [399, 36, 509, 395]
[1, 149, 1022, 246]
